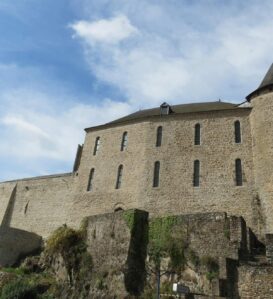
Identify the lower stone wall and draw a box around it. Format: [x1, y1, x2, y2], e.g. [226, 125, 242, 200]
[82, 210, 249, 298]
[85, 209, 149, 298]
[177, 213, 247, 262]
[238, 265, 273, 299]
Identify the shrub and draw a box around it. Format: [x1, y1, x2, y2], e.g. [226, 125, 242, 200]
[1, 267, 26, 276]
[45, 225, 82, 255]
[201, 256, 219, 281]
[201, 256, 219, 272]
[206, 271, 218, 281]
[148, 216, 186, 269]
[140, 287, 156, 299]
[1, 279, 37, 299]
[44, 224, 93, 285]
[168, 238, 186, 271]
[95, 277, 107, 290]
[188, 249, 200, 267]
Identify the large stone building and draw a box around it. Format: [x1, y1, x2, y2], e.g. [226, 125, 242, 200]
[1, 64, 273, 240]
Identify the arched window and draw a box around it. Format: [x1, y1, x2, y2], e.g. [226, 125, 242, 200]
[116, 165, 123, 189]
[194, 124, 201, 145]
[87, 168, 95, 191]
[235, 159, 243, 186]
[121, 132, 128, 151]
[156, 126, 163, 147]
[193, 160, 200, 187]
[93, 137, 100, 155]
[153, 161, 160, 187]
[234, 121, 241, 143]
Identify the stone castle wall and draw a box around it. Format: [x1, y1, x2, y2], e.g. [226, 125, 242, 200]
[0, 173, 76, 238]
[1, 95, 273, 239]
[250, 92, 273, 234]
[79, 210, 264, 298]
[73, 108, 261, 235]
[238, 265, 273, 299]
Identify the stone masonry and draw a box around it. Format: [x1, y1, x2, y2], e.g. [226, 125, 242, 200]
[0, 64, 273, 241]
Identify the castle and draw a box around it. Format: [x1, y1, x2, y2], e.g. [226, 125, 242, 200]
[1, 63, 273, 241]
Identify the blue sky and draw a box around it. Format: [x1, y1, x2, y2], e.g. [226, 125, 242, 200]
[0, 0, 273, 181]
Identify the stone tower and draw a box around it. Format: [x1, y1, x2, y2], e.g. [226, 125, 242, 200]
[248, 64, 273, 234]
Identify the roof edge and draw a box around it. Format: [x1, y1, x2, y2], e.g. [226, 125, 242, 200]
[85, 106, 251, 132]
[246, 83, 273, 102]
[0, 172, 73, 184]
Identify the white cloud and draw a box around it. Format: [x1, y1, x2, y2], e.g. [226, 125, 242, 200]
[71, 15, 138, 45]
[0, 64, 133, 180]
[0, 88, 132, 163]
[2, 116, 51, 139]
[71, 0, 273, 105]
[2, 0, 273, 180]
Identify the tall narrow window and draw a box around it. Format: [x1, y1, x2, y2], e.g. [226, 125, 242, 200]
[234, 121, 241, 143]
[116, 165, 123, 189]
[194, 124, 201, 145]
[87, 168, 95, 191]
[153, 161, 160, 187]
[193, 160, 200, 187]
[93, 137, 100, 155]
[235, 159, 243, 186]
[121, 132, 128, 151]
[156, 126, 163, 147]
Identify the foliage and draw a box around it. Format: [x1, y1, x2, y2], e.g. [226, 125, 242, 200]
[140, 287, 156, 299]
[224, 229, 230, 239]
[79, 217, 89, 239]
[94, 271, 109, 291]
[0, 265, 57, 299]
[201, 256, 219, 281]
[148, 216, 187, 270]
[1, 268, 26, 276]
[160, 282, 173, 294]
[1, 221, 93, 299]
[201, 256, 219, 272]
[167, 238, 187, 271]
[44, 224, 93, 283]
[188, 249, 200, 267]
[45, 225, 82, 255]
[223, 220, 230, 239]
[206, 271, 218, 281]
[123, 210, 135, 232]
[148, 216, 177, 265]
[0, 279, 37, 299]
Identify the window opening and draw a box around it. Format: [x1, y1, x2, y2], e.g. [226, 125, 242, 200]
[156, 126, 163, 147]
[116, 165, 123, 189]
[153, 161, 160, 187]
[194, 124, 201, 145]
[235, 159, 243, 186]
[93, 137, 100, 155]
[87, 168, 95, 191]
[121, 132, 128, 151]
[235, 121, 241, 143]
[193, 160, 200, 187]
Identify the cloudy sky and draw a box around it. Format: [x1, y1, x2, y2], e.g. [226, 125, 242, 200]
[0, 0, 272, 181]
